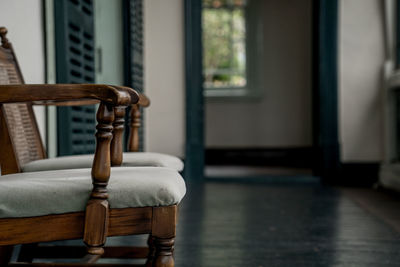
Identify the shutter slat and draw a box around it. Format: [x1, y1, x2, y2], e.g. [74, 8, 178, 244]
[55, 0, 96, 156]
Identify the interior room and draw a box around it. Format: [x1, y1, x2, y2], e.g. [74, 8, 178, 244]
[1, 0, 400, 266]
[204, 0, 313, 178]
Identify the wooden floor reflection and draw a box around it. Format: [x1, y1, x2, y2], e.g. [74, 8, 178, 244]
[175, 176, 400, 267]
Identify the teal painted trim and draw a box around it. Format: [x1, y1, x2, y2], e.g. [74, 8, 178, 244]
[396, 0, 400, 68]
[184, 0, 204, 180]
[122, 0, 145, 151]
[312, 0, 340, 178]
[54, 0, 71, 156]
[123, 0, 132, 149]
[54, 0, 67, 83]
[55, 0, 96, 156]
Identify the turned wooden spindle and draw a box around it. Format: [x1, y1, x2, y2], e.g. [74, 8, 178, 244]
[84, 102, 114, 256]
[127, 104, 141, 152]
[110, 106, 126, 166]
[153, 238, 175, 267]
[152, 206, 177, 267]
[0, 27, 10, 49]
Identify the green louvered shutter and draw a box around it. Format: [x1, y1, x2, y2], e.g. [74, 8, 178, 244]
[124, 0, 145, 151]
[55, 0, 96, 156]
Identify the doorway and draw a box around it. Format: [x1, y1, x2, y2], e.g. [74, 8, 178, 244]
[184, 0, 340, 180]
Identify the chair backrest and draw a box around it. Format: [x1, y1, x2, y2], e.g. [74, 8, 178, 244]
[0, 27, 46, 174]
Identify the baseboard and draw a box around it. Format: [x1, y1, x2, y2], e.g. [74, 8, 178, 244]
[379, 163, 400, 191]
[205, 148, 380, 185]
[325, 162, 380, 186]
[205, 147, 314, 168]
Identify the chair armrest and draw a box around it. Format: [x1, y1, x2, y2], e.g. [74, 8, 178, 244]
[0, 83, 136, 179]
[0, 84, 140, 166]
[138, 93, 150, 107]
[32, 99, 100, 106]
[0, 84, 139, 106]
[112, 85, 141, 106]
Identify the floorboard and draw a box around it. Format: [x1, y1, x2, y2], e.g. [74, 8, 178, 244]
[174, 176, 400, 267]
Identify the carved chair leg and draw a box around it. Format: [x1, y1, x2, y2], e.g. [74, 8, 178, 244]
[151, 206, 177, 267]
[145, 235, 156, 267]
[0, 245, 13, 265]
[153, 237, 175, 267]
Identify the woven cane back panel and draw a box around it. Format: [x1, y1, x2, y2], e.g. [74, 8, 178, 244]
[0, 46, 45, 167]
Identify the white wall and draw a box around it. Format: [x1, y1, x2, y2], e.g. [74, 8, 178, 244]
[339, 0, 385, 162]
[206, 0, 312, 148]
[144, 0, 185, 158]
[142, 0, 386, 162]
[0, 0, 46, 145]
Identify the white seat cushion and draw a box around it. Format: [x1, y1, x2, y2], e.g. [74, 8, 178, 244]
[0, 167, 186, 218]
[22, 152, 184, 173]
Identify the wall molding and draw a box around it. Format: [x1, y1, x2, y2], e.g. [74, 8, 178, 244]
[336, 163, 380, 186]
[205, 147, 380, 186]
[206, 147, 314, 168]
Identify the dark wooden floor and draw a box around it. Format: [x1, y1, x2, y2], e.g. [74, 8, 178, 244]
[17, 175, 400, 266]
[174, 176, 400, 267]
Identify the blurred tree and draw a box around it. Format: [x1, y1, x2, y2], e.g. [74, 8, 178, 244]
[202, 0, 247, 89]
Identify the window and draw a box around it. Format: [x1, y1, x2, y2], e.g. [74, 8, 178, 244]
[202, 0, 250, 97]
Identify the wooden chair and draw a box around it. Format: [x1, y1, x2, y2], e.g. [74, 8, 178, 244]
[0, 27, 185, 266]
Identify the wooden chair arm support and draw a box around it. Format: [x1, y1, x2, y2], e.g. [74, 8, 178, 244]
[0, 84, 138, 106]
[127, 93, 150, 152]
[111, 106, 125, 166]
[85, 102, 114, 254]
[128, 104, 141, 152]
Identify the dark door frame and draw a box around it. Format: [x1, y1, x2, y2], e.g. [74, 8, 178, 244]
[184, 0, 340, 180]
[122, 0, 144, 150]
[184, 0, 204, 180]
[312, 0, 340, 179]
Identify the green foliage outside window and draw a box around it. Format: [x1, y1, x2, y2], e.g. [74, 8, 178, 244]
[202, 0, 247, 89]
